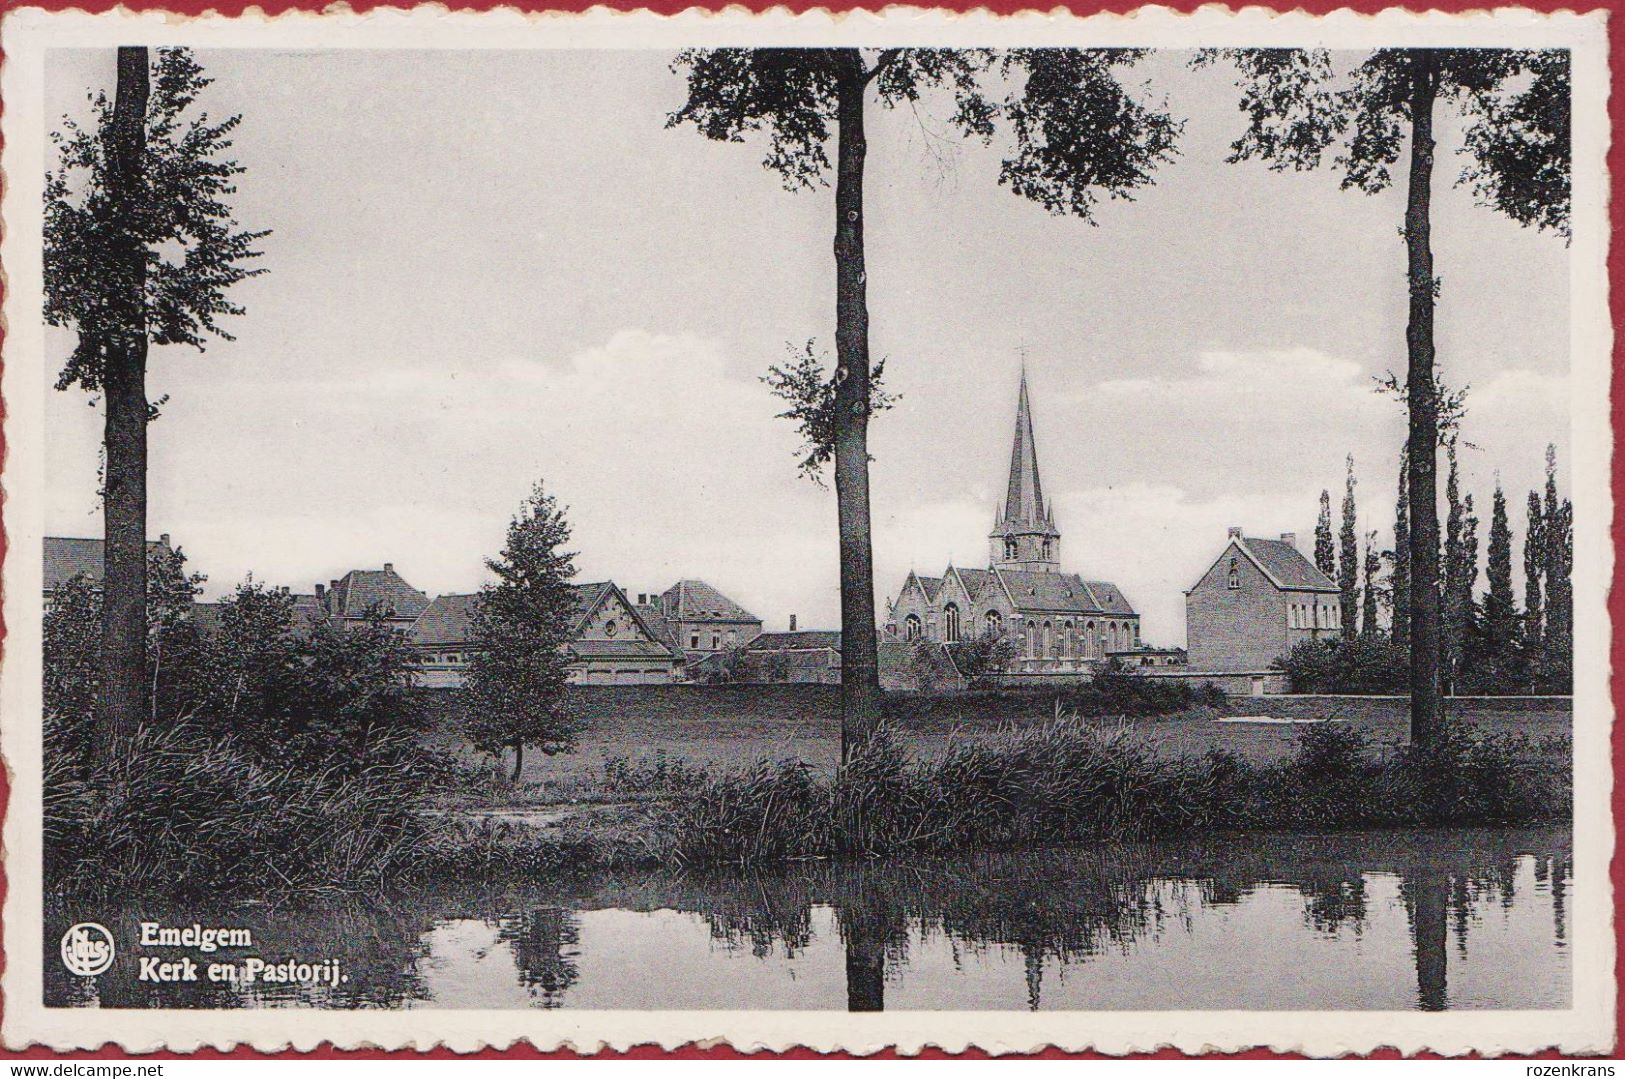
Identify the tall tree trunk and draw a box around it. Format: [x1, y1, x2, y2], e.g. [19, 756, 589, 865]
[1403, 51, 1443, 750]
[95, 45, 151, 763]
[511, 738, 525, 782]
[831, 52, 883, 761]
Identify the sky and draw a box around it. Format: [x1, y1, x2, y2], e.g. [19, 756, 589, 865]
[41, 48, 1572, 645]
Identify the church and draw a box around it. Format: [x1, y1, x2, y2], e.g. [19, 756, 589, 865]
[884, 370, 1141, 673]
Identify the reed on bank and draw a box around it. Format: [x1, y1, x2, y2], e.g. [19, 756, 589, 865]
[658, 719, 1571, 866]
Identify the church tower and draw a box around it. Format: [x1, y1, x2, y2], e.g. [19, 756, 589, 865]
[989, 367, 1061, 572]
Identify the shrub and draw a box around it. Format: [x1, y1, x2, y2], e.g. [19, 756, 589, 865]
[1273, 637, 1409, 694]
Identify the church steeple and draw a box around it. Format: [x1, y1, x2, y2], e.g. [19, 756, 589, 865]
[1005, 367, 1046, 527]
[991, 365, 1061, 571]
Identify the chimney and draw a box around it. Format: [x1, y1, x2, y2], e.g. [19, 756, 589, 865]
[1280, 532, 1298, 548]
[383, 562, 394, 573]
[315, 583, 326, 599]
[789, 614, 798, 631]
[1227, 526, 1242, 540]
[638, 593, 647, 606]
[158, 533, 171, 547]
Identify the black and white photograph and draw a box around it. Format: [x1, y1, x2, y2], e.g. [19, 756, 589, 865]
[0, 5, 1612, 1056]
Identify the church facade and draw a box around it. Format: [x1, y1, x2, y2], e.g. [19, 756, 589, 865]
[883, 370, 1140, 673]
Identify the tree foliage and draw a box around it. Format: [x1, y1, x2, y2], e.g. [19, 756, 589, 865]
[1203, 46, 1570, 234]
[762, 340, 897, 483]
[45, 47, 268, 392]
[464, 482, 585, 779]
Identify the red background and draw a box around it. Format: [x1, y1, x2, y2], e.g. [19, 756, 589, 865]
[0, 0, 1615, 1060]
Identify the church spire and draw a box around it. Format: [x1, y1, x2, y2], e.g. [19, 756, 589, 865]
[991, 365, 1060, 571]
[1004, 366, 1046, 527]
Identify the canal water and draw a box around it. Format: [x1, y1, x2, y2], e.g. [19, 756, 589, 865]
[46, 827, 1570, 1011]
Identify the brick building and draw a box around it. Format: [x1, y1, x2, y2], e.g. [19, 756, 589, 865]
[884, 369, 1140, 672]
[1184, 527, 1341, 677]
[410, 580, 684, 687]
[637, 580, 762, 660]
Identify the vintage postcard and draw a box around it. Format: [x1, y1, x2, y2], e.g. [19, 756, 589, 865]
[0, 2, 1613, 1057]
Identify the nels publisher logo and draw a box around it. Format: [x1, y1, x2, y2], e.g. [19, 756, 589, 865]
[60, 922, 115, 977]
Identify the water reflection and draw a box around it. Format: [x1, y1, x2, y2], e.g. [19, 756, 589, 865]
[45, 828, 1571, 1012]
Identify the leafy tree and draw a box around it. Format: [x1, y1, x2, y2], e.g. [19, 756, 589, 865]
[1338, 455, 1358, 639]
[464, 483, 584, 780]
[44, 546, 203, 769]
[1205, 46, 1570, 747]
[45, 48, 267, 758]
[669, 47, 1178, 759]
[1391, 448, 1411, 650]
[1360, 530, 1381, 637]
[1314, 489, 1336, 580]
[948, 629, 1019, 688]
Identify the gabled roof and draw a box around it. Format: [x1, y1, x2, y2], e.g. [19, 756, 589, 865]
[44, 536, 173, 593]
[953, 567, 994, 601]
[1192, 536, 1339, 594]
[330, 566, 430, 620]
[634, 603, 679, 651]
[1242, 537, 1340, 592]
[747, 630, 843, 652]
[997, 569, 1135, 615]
[574, 581, 685, 660]
[1082, 580, 1137, 616]
[411, 593, 479, 646]
[659, 579, 760, 623]
[915, 574, 944, 603]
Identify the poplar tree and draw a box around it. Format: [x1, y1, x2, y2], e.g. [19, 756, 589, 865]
[1539, 446, 1573, 692]
[1523, 489, 1545, 675]
[1483, 480, 1518, 688]
[1314, 489, 1336, 580]
[1203, 47, 1570, 748]
[1442, 439, 1465, 687]
[1392, 449, 1411, 650]
[1339, 455, 1358, 639]
[669, 48, 1179, 759]
[45, 48, 267, 758]
[1360, 530, 1381, 637]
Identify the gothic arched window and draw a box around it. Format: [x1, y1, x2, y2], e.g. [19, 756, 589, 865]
[1004, 537, 1018, 561]
[1062, 620, 1074, 656]
[1025, 620, 1037, 658]
[985, 610, 1003, 635]
[1041, 538, 1052, 560]
[1227, 558, 1240, 590]
[904, 614, 922, 641]
[944, 603, 961, 643]
[1043, 621, 1054, 658]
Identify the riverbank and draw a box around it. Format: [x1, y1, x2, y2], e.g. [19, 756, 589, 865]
[422, 686, 1570, 806]
[418, 713, 1572, 877]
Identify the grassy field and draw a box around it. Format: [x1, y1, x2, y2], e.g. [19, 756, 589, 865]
[421, 685, 1572, 806]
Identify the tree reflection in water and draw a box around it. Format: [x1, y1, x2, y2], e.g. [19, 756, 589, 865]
[43, 827, 1571, 1012]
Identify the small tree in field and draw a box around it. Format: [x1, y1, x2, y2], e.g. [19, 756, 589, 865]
[465, 483, 584, 781]
[46, 47, 267, 759]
